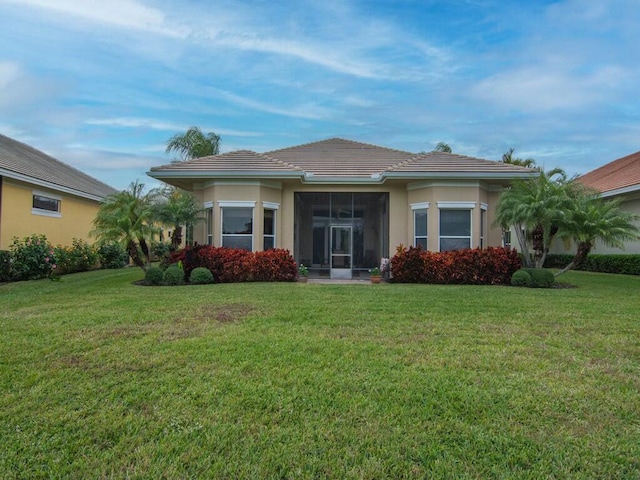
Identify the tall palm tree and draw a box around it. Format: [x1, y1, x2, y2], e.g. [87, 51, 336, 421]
[166, 126, 221, 161]
[495, 168, 573, 268]
[501, 148, 537, 168]
[91, 181, 159, 270]
[433, 142, 452, 153]
[555, 189, 639, 275]
[151, 186, 205, 248]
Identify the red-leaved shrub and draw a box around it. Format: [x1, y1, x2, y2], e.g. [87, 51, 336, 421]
[168, 245, 297, 283]
[390, 245, 521, 285]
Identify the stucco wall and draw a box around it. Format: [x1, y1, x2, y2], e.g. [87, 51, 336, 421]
[0, 178, 101, 250]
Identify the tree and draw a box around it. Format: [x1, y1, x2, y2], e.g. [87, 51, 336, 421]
[555, 189, 639, 275]
[166, 126, 221, 161]
[495, 168, 574, 268]
[151, 186, 205, 248]
[501, 148, 537, 168]
[91, 181, 159, 271]
[433, 142, 452, 153]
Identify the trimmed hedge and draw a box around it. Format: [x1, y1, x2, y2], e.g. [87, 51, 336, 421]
[169, 246, 297, 283]
[390, 246, 521, 285]
[163, 265, 185, 286]
[145, 266, 164, 286]
[511, 269, 531, 287]
[190, 267, 214, 285]
[544, 254, 640, 276]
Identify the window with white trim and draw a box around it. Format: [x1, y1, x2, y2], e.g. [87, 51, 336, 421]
[480, 204, 487, 249]
[263, 209, 275, 250]
[32, 192, 61, 217]
[220, 202, 254, 251]
[411, 202, 429, 249]
[438, 202, 474, 251]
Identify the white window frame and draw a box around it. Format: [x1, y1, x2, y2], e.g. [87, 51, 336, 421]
[262, 201, 279, 251]
[204, 201, 214, 245]
[437, 202, 475, 252]
[411, 202, 429, 249]
[219, 201, 255, 251]
[480, 203, 488, 249]
[32, 190, 62, 218]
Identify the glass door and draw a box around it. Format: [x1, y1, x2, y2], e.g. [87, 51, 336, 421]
[331, 226, 352, 279]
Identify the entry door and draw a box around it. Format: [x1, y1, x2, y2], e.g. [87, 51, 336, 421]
[331, 226, 352, 279]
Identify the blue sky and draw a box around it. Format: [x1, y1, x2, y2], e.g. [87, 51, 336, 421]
[1, 0, 639, 190]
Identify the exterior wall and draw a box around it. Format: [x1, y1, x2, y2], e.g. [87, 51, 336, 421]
[0, 178, 101, 250]
[191, 178, 507, 255]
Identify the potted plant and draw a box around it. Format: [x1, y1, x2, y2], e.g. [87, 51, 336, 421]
[369, 266, 382, 284]
[298, 263, 309, 282]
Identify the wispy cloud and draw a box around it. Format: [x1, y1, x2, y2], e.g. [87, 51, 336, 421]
[84, 117, 263, 137]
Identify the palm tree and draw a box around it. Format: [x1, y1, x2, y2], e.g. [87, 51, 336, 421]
[433, 142, 452, 153]
[501, 148, 537, 168]
[555, 189, 639, 275]
[495, 168, 573, 268]
[166, 126, 221, 161]
[91, 181, 159, 270]
[151, 186, 205, 248]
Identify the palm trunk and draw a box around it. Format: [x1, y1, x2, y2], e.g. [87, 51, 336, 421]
[555, 241, 592, 277]
[171, 225, 183, 249]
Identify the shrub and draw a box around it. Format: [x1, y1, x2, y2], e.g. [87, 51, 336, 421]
[54, 238, 98, 274]
[151, 241, 174, 263]
[390, 246, 521, 285]
[0, 250, 11, 282]
[145, 266, 164, 286]
[163, 265, 185, 286]
[9, 234, 57, 281]
[529, 268, 555, 288]
[189, 267, 214, 285]
[511, 269, 532, 287]
[97, 242, 128, 269]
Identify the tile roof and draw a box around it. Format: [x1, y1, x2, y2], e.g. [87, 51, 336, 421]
[577, 150, 640, 194]
[0, 134, 117, 200]
[148, 137, 537, 182]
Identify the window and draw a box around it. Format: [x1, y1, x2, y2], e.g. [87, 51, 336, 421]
[185, 224, 194, 246]
[411, 202, 429, 249]
[205, 202, 214, 245]
[263, 209, 275, 250]
[438, 203, 473, 251]
[32, 192, 61, 217]
[220, 202, 254, 251]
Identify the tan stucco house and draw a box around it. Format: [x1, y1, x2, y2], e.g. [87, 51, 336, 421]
[0, 134, 117, 250]
[148, 138, 536, 279]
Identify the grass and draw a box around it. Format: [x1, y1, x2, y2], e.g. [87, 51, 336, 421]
[1, 269, 639, 478]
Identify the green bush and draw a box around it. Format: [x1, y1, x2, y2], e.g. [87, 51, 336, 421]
[9, 234, 57, 281]
[529, 268, 555, 288]
[163, 265, 185, 286]
[0, 250, 11, 282]
[189, 267, 214, 285]
[544, 254, 640, 276]
[151, 241, 174, 263]
[54, 238, 98, 274]
[97, 242, 128, 269]
[511, 269, 532, 287]
[145, 266, 164, 286]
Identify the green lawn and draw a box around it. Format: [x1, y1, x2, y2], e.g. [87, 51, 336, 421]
[1, 269, 639, 478]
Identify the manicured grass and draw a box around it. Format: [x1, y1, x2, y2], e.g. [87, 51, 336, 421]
[1, 269, 639, 478]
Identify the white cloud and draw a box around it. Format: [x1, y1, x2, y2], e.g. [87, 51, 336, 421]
[84, 117, 263, 137]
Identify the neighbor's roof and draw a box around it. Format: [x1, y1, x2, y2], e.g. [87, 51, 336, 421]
[0, 134, 117, 201]
[148, 137, 537, 183]
[577, 150, 640, 196]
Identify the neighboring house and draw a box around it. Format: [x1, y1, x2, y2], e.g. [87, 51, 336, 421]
[0, 134, 117, 250]
[569, 150, 640, 254]
[148, 138, 536, 279]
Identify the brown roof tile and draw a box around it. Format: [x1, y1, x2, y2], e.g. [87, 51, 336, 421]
[0, 133, 117, 199]
[577, 150, 640, 193]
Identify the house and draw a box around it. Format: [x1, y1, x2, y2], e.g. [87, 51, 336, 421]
[148, 138, 536, 279]
[572, 150, 640, 254]
[0, 134, 117, 250]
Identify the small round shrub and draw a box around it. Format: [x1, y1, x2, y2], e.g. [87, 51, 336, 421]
[529, 268, 555, 288]
[511, 269, 532, 287]
[163, 265, 185, 286]
[145, 266, 164, 286]
[190, 267, 214, 285]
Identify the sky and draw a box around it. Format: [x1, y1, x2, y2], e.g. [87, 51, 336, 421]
[1, 0, 639, 190]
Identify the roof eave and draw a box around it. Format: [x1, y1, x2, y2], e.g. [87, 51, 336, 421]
[598, 184, 640, 198]
[147, 170, 305, 180]
[0, 167, 111, 202]
[381, 171, 540, 180]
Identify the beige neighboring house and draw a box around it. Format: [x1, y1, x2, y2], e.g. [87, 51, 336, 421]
[148, 138, 536, 279]
[0, 134, 117, 250]
[570, 150, 640, 254]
